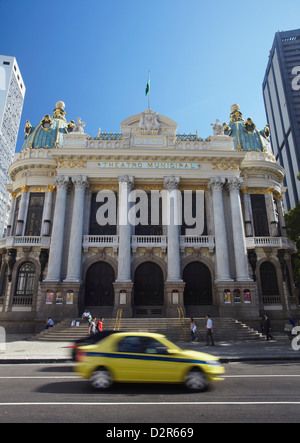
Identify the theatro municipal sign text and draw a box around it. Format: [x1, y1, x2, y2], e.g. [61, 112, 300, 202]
[97, 161, 201, 170]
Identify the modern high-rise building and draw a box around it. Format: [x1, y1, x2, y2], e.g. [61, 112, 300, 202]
[263, 29, 300, 211]
[0, 55, 25, 237]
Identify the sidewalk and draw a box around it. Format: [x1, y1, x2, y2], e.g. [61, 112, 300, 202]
[0, 333, 299, 364]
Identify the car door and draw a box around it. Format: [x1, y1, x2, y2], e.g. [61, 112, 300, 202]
[138, 337, 181, 382]
[114, 336, 150, 382]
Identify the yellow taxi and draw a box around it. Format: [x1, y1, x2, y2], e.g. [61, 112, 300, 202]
[74, 332, 224, 391]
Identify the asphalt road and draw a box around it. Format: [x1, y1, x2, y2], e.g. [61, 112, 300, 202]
[0, 361, 300, 424]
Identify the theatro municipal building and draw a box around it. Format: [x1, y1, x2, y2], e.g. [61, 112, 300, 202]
[0, 101, 299, 331]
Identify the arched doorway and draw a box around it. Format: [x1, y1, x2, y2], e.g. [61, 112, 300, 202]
[259, 261, 280, 305]
[84, 262, 115, 308]
[134, 262, 164, 316]
[183, 262, 212, 309]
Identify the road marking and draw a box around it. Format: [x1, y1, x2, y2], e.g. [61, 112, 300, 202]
[0, 376, 78, 379]
[0, 401, 300, 406]
[1, 374, 300, 380]
[224, 375, 300, 378]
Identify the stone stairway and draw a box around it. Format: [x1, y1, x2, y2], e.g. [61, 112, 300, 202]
[33, 317, 263, 342]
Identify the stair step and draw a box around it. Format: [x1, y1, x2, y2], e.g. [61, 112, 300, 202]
[32, 317, 263, 342]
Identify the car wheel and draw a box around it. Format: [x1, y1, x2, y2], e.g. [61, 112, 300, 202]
[90, 368, 113, 390]
[184, 369, 208, 392]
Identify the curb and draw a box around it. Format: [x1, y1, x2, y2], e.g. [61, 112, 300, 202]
[0, 358, 72, 364]
[1, 355, 300, 364]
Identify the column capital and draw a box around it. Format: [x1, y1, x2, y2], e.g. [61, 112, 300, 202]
[54, 175, 70, 190]
[71, 175, 89, 190]
[208, 177, 225, 192]
[118, 175, 134, 191]
[19, 185, 29, 193]
[227, 177, 243, 192]
[164, 176, 180, 191]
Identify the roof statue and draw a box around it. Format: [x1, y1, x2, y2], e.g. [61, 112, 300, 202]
[211, 119, 225, 136]
[73, 117, 86, 134]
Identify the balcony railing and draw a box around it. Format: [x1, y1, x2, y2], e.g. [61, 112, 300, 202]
[2, 236, 51, 248]
[246, 237, 297, 251]
[131, 235, 167, 252]
[82, 235, 119, 252]
[180, 235, 215, 252]
[262, 295, 282, 305]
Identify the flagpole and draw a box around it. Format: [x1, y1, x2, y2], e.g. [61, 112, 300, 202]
[148, 70, 150, 110]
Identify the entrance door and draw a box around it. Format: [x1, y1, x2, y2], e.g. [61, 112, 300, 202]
[134, 262, 164, 316]
[183, 261, 212, 305]
[84, 262, 115, 307]
[260, 261, 280, 305]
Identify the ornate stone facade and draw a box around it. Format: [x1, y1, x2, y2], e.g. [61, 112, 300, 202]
[0, 102, 299, 332]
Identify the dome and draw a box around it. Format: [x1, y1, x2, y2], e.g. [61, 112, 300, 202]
[22, 101, 74, 151]
[224, 104, 272, 154]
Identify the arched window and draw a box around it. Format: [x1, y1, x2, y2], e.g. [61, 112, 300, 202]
[13, 262, 36, 306]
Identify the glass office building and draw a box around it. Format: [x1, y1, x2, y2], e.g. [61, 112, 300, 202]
[263, 29, 300, 210]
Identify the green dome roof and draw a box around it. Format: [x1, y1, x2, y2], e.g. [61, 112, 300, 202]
[22, 101, 74, 151]
[224, 104, 272, 154]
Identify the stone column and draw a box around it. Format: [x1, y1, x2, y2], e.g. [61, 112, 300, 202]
[276, 196, 287, 237]
[6, 193, 16, 237]
[64, 176, 89, 282]
[116, 175, 134, 282]
[42, 185, 56, 236]
[266, 191, 279, 237]
[208, 177, 232, 282]
[241, 187, 253, 237]
[15, 185, 29, 236]
[44, 176, 70, 282]
[113, 176, 134, 317]
[227, 177, 251, 281]
[164, 176, 182, 282]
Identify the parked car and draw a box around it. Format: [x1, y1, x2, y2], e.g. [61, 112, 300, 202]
[74, 331, 225, 391]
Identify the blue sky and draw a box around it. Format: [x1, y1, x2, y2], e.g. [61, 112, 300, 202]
[1, 0, 300, 153]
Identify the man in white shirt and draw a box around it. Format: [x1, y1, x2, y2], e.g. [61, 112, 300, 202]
[88, 317, 97, 336]
[205, 314, 214, 346]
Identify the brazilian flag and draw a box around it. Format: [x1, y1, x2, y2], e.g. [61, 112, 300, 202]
[145, 75, 150, 96]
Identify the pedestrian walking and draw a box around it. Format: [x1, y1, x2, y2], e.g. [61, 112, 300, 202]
[97, 317, 104, 332]
[190, 318, 197, 342]
[88, 317, 97, 336]
[263, 314, 273, 341]
[205, 314, 214, 346]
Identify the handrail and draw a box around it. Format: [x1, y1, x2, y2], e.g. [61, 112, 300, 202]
[177, 307, 187, 341]
[114, 308, 123, 331]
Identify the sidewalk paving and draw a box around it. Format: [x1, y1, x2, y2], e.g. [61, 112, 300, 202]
[0, 333, 299, 364]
